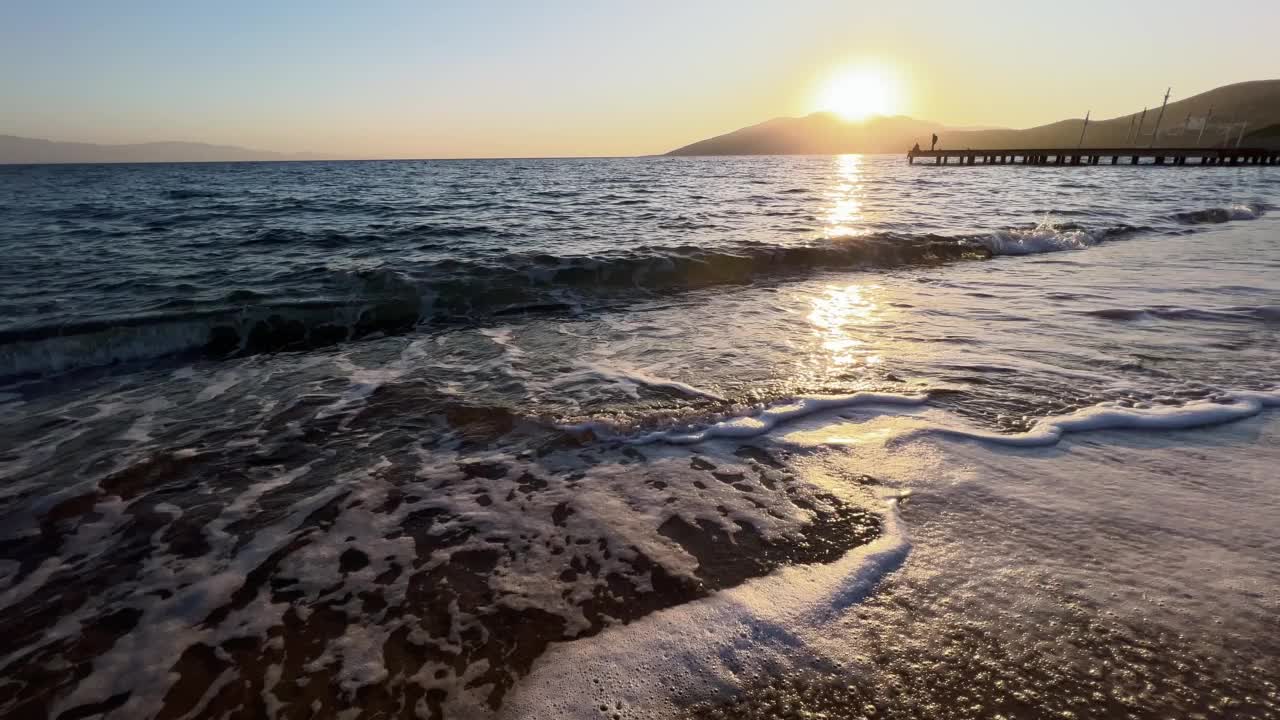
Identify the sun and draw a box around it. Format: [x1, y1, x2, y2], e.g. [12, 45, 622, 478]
[817, 65, 900, 121]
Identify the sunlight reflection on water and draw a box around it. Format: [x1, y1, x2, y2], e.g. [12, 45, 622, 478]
[807, 282, 886, 374]
[825, 153, 867, 237]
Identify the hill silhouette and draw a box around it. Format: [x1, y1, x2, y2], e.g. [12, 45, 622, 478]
[666, 114, 979, 156]
[667, 80, 1280, 155]
[1243, 123, 1280, 149]
[0, 135, 325, 164]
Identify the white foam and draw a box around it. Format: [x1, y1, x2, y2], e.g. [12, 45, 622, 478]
[624, 392, 930, 445]
[980, 221, 1098, 256]
[552, 361, 727, 402]
[479, 326, 533, 381]
[502, 495, 914, 720]
[1229, 203, 1261, 220]
[46, 467, 359, 720]
[316, 340, 429, 420]
[196, 370, 244, 402]
[897, 389, 1280, 448]
[506, 388, 1280, 717]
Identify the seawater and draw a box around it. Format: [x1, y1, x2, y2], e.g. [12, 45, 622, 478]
[1, 155, 1277, 719]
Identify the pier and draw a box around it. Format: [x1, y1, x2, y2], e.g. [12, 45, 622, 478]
[908, 147, 1279, 166]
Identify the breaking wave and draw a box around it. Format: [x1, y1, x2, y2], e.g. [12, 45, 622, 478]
[1172, 203, 1265, 224]
[978, 221, 1139, 255]
[0, 269, 424, 378]
[0, 212, 1252, 379]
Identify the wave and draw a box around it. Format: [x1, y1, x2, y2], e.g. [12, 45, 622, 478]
[162, 188, 224, 200]
[0, 236, 994, 378]
[1081, 304, 1280, 324]
[1171, 203, 1264, 224]
[238, 223, 521, 247]
[978, 221, 1139, 255]
[564, 387, 1280, 450]
[0, 269, 422, 378]
[0, 208, 1256, 379]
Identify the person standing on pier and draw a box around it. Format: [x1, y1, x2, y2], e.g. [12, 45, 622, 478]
[931, 133, 938, 151]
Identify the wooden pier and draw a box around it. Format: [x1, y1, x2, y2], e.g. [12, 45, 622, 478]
[908, 147, 1279, 166]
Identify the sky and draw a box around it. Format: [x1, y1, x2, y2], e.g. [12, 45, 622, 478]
[2, 0, 1277, 158]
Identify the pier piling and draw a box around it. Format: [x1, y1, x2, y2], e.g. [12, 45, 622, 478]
[907, 147, 1278, 168]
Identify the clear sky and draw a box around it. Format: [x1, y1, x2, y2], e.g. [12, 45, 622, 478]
[3, 0, 1277, 158]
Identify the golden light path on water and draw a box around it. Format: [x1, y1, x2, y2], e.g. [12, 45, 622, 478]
[808, 283, 880, 368]
[797, 280, 902, 399]
[824, 153, 868, 238]
[805, 153, 891, 381]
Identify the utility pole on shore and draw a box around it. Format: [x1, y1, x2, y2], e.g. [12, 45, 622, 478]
[1126, 114, 1136, 143]
[1149, 87, 1171, 148]
[1077, 111, 1090, 149]
[1134, 107, 1148, 146]
[1197, 106, 1213, 146]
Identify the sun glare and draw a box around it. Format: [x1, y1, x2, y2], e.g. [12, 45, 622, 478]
[817, 65, 899, 121]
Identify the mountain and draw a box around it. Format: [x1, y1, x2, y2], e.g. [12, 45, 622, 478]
[666, 114, 979, 156]
[0, 135, 326, 164]
[1243, 123, 1280, 150]
[667, 79, 1280, 155]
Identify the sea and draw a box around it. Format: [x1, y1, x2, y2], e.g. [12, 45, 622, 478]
[1, 155, 1277, 719]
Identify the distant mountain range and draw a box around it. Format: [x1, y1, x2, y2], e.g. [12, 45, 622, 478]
[0, 135, 326, 164]
[667, 79, 1280, 155]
